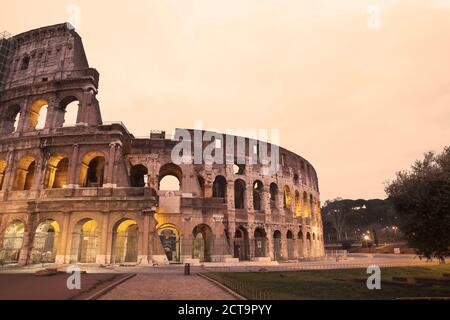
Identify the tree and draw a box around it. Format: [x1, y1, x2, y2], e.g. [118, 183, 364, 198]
[322, 197, 350, 241]
[385, 147, 450, 263]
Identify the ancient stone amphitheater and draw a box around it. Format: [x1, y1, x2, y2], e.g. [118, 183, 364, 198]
[0, 23, 324, 266]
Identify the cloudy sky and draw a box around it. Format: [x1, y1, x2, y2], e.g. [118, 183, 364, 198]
[1, 0, 449, 201]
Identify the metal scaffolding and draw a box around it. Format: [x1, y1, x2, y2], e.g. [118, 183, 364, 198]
[0, 30, 15, 89]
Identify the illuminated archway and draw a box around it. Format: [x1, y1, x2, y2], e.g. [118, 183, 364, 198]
[79, 151, 105, 187]
[158, 224, 180, 263]
[12, 155, 36, 190]
[283, 185, 292, 209]
[112, 219, 139, 264]
[0, 159, 6, 190]
[31, 219, 60, 264]
[294, 190, 301, 216]
[28, 99, 48, 130]
[0, 220, 24, 264]
[44, 154, 69, 189]
[303, 191, 310, 218]
[71, 219, 99, 263]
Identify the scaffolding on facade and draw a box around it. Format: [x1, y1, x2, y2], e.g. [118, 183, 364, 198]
[0, 30, 16, 89]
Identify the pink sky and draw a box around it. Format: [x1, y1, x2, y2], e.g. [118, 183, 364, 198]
[1, 0, 449, 201]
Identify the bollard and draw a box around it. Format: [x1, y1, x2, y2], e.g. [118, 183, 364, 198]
[184, 263, 190, 275]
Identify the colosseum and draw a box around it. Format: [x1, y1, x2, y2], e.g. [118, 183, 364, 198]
[0, 23, 324, 267]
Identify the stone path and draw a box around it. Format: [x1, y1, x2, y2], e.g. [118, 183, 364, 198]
[99, 273, 236, 300]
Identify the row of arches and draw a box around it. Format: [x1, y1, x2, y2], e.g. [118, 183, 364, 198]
[2, 97, 81, 135]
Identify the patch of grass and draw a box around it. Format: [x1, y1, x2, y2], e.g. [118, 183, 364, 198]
[207, 265, 450, 300]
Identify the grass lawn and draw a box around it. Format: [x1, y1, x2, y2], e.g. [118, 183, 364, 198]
[206, 265, 450, 300]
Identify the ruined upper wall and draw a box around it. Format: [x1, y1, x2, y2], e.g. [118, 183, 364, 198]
[1, 23, 90, 90]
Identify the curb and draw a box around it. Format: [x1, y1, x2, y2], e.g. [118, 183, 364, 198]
[84, 273, 137, 300]
[198, 273, 247, 301]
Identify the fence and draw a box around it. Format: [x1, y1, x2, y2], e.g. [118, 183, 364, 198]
[325, 249, 348, 260]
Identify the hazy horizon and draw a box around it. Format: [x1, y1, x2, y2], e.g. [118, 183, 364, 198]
[2, 0, 449, 202]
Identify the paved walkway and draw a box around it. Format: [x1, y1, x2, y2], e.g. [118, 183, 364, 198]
[99, 273, 236, 300]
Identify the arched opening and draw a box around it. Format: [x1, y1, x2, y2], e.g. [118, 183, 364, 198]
[0, 220, 24, 264]
[306, 232, 312, 258]
[234, 179, 246, 209]
[233, 163, 245, 175]
[59, 96, 80, 127]
[130, 164, 148, 187]
[70, 219, 99, 263]
[287, 230, 294, 260]
[283, 185, 292, 209]
[303, 191, 310, 217]
[273, 230, 282, 260]
[253, 180, 263, 211]
[233, 226, 249, 261]
[270, 183, 278, 209]
[298, 230, 304, 258]
[254, 228, 267, 257]
[29, 99, 48, 130]
[310, 195, 314, 218]
[293, 173, 299, 185]
[79, 151, 105, 187]
[1, 104, 21, 135]
[192, 224, 213, 262]
[12, 156, 36, 191]
[31, 219, 60, 264]
[295, 190, 301, 216]
[44, 154, 69, 189]
[159, 163, 182, 191]
[212, 175, 227, 199]
[158, 225, 180, 263]
[0, 160, 6, 190]
[112, 219, 139, 264]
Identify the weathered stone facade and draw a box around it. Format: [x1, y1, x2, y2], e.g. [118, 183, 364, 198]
[0, 24, 324, 266]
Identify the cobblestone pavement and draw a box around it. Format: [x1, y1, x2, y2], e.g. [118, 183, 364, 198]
[99, 273, 236, 300]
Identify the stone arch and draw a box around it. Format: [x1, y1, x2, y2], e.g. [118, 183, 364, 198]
[233, 226, 249, 261]
[297, 230, 304, 258]
[192, 224, 213, 262]
[157, 224, 180, 263]
[58, 95, 81, 127]
[28, 99, 49, 130]
[130, 164, 148, 187]
[111, 219, 139, 264]
[70, 218, 99, 263]
[287, 230, 294, 259]
[79, 151, 106, 187]
[283, 185, 292, 209]
[306, 232, 312, 258]
[1, 104, 21, 135]
[253, 180, 263, 211]
[234, 179, 246, 209]
[44, 153, 69, 189]
[273, 230, 282, 260]
[310, 194, 314, 218]
[12, 155, 37, 191]
[303, 191, 309, 217]
[270, 183, 278, 209]
[212, 175, 227, 198]
[0, 220, 25, 264]
[294, 190, 301, 216]
[159, 163, 182, 191]
[0, 159, 6, 190]
[30, 219, 60, 264]
[254, 228, 267, 257]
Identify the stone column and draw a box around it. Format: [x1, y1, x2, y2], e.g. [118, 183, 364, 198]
[281, 227, 288, 261]
[104, 143, 118, 187]
[97, 212, 110, 264]
[18, 213, 36, 266]
[67, 144, 80, 187]
[140, 211, 150, 264]
[262, 184, 271, 216]
[2, 151, 15, 196]
[56, 212, 71, 264]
